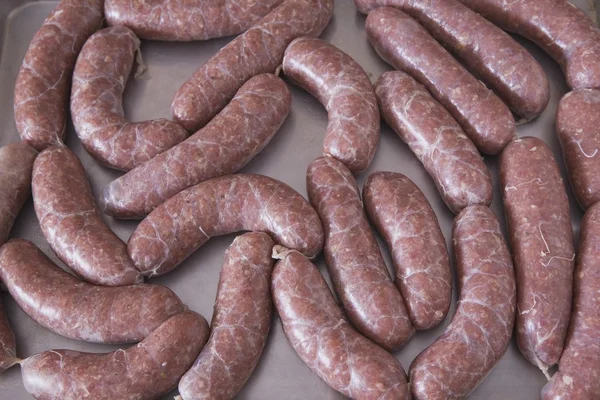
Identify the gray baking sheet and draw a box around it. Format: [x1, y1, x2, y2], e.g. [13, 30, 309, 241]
[0, 1, 589, 398]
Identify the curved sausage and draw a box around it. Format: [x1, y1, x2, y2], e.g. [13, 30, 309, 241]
[460, 0, 600, 90]
[355, 0, 549, 121]
[366, 7, 515, 155]
[556, 89, 600, 210]
[71, 26, 188, 171]
[0, 239, 184, 344]
[541, 202, 600, 399]
[14, 0, 103, 151]
[282, 38, 379, 173]
[500, 137, 575, 375]
[272, 249, 411, 400]
[32, 146, 141, 286]
[178, 232, 274, 400]
[374, 71, 492, 214]
[171, 0, 333, 132]
[128, 174, 324, 277]
[306, 156, 414, 351]
[0, 142, 37, 244]
[102, 73, 291, 219]
[0, 300, 16, 373]
[20, 311, 209, 400]
[105, 0, 283, 41]
[363, 171, 452, 330]
[410, 205, 516, 399]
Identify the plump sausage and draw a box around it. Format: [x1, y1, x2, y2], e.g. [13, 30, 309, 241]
[354, 0, 549, 121]
[541, 202, 600, 399]
[366, 7, 515, 155]
[556, 89, 600, 210]
[20, 311, 209, 400]
[171, 0, 333, 132]
[71, 26, 188, 171]
[374, 71, 492, 214]
[14, 0, 103, 151]
[102, 74, 291, 219]
[282, 38, 379, 173]
[128, 174, 324, 277]
[32, 146, 141, 286]
[272, 249, 411, 400]
[0, 301, 16, 373]
[178, 232, 274, 400]
[0, 239, 184, 344]
[460, 0, 600, 90]
[0, 142, 37, 244]
[410, 205, 516, 399]
[105, 0, 283, 41]
[306, 156, 414, 350]
[363, 171, 452, 330]
[500, 137, 575, 375]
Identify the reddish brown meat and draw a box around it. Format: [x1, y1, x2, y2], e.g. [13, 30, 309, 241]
[272, 249, 411, 400]
[410, 205, 516, 399]
[71, 26, 187, 171]
[171, 0, 333, 132]
[366, 7, 515, 155]
[14, 0, 103, 151]
[306, 157, 414, 351]
[32, 147, 141, 286]
[0, 300, 16, 373]
[363, 172, 452, 330]
[102, 74, 291, 219]
[282, 38, 379, 173]
[500, 137, 575, 375]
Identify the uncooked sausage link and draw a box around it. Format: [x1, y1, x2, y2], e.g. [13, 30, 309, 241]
[500, 137, 575, 375]
[366, 7, 515, 155]
[0, 300, 16, 373]
[171, 0, 333, 132]
[363, 171, 452, 330]
[102, 73, 291, 219]
[374, 71, 492, 214]
[282, 38, 380, 173]
[0, 239, 184, 344]
[272, 249, 412, 400]
[128, 174, 324, 277]
[178, 232, 275, 400]
[14, 0, 103, 151]
[105, 0, 284, 41]
[71, 26, 188, 171]
[410, 205, 516, 399]
[306, 156, 414, 351]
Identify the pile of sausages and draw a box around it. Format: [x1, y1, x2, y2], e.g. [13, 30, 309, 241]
[1, 0, 600, 399]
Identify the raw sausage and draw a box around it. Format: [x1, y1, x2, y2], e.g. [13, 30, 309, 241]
[366, 7, 515, 155]
[0, 300, 16, 373]
[171, 0, 333, 132]
[460, 0, 600, 90]
[500, 137, 575, 375]
[272, 249, 411, 400]
[102, 73, 291, 219]
[105, 0, 283, 41]
[374, 71, 492, 214]
[282, 38, 379, 173]
[14, 0, 103, 151]
[32, 146, 142, 286]
[0, 142, 37, 244]
[0, 239, 184, 344]
[354, 0, 549, 121]
[410, 205, 516, 399]
[541, 202, 600, 399]
[556, 89, 600, 210]
[71, 26, 188, 171]
[363, 171, 452, 330]
[128, 174, 324, 277]
[306, 156, 414, 351]
[20, 311, 209, 400]
[178, 232, 274, 400]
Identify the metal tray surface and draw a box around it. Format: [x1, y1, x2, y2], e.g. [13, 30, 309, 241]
[0, 1, 591, 399]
